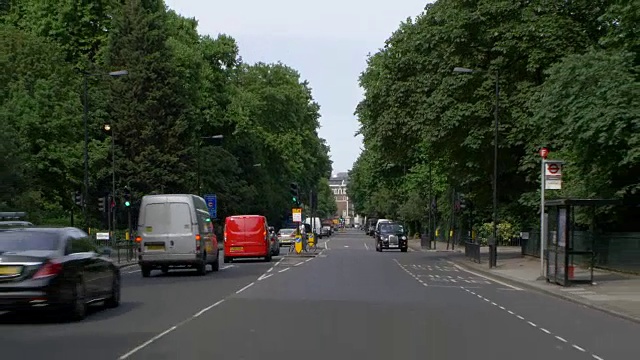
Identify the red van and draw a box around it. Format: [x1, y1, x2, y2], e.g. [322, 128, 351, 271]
[223, 215, 272, 263]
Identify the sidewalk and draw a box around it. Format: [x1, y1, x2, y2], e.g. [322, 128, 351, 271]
[407, 238, 464, 253]
[408, 240, 640, 323]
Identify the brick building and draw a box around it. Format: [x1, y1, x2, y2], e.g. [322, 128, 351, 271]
[329, 172, 354, 224]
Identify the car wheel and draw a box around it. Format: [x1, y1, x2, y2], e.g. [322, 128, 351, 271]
[378, 241, 384, 252]
[161, 266, 169, 274]
[211, 253, 220, 272]
[105, 273, 121, 308]
[68, 280, 87, 321]
[401, 247, 408, 253]
[141, 266, 151, 277]
[265, 252, 272, 262]
[274, 246, 280, 256]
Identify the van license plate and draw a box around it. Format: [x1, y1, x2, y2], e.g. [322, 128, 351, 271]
[146, 245, 165, 251]
[230, 246, 243, 252]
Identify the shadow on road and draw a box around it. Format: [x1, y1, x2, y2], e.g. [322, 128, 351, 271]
[0, 301, 143, 325]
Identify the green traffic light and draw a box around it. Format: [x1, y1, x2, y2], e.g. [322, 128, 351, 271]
[292, 197, 297, 202]
[125, 201, 131, 207]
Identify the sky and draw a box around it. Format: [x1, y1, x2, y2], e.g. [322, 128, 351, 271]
[164, 0, 430, 174]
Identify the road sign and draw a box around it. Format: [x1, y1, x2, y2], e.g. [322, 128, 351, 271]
[545, 162, 561, 176]
[292, 208, 302, 222]
[96, 232, 110, 240]
[539, 147, 549, 159]
[203, 194, 217, 219]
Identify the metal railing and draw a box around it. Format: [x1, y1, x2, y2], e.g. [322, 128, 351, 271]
[465, 241, 481, 263]
[96, 239, 137, 265]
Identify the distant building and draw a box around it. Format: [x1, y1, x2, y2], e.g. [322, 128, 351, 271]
[329, 172, 355, 224]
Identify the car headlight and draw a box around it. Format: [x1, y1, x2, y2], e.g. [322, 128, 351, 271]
[401, 236, 407, 240]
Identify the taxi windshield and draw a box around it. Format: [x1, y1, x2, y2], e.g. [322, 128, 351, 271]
[380, 223, 403, 233]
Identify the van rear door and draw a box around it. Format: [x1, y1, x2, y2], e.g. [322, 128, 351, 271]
[226, 216, 267, 255]
[142, 201, 194, 254]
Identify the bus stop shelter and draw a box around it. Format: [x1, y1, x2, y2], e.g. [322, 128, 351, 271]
[544, 199, 621, 287]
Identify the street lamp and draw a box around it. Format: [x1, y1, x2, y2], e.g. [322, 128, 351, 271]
[197, 135, 224, 193]
[453, 66, 500, 268]
[104, 123, 115, 238]
[82, 69, 128, 227]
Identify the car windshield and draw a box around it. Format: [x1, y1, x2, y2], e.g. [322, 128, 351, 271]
[278, 229, 295, 235]
[0, 231, 60, 252]
[380, 223, 403, 233]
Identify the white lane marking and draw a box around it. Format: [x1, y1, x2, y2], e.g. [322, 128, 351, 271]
[294, 261, 304, 266]
[119, 326, 178, 359]
[278, 267, 290, 273]
[324, 239, 331, 250]
[258, 273, 273, 281]
[192, 299, 224, 318]
[467, 290, 605, 359]
[221, 265, 234, 270]
[305, 258, 313, 262]
[266, 267, 274, 273]
[396, 259, 605, 360]
[124, 270, 141, 274]
[236, 282, 255, 294]
[364, 242, 369, 250]
[344, 245, 349, 248]
[450, 263, 522, 290]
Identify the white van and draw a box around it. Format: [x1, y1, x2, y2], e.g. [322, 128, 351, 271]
[136, 194, 220, 277]
[304, 216, 323, 238]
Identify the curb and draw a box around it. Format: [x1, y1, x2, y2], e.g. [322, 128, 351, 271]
[408, 242, 463, 253]
[117, 262, 137, 269]
[450, 258, 640, 325]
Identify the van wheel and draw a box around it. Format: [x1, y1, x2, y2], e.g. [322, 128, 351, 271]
[161, 266, 169, 274]
[211, 254, 220, 272]
[141, 266, 151, 277]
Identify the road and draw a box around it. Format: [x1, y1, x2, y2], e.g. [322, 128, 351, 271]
[1, 229, 639, 359]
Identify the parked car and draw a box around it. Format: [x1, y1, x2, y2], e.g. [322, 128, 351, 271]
[224, 215, 272, 263]
[320, 226, 332, 237]
[268, 226, 280, 256]
[136, 194, 220, 277]
[277, 228, 297, 246]
[0, 227, 121, 320]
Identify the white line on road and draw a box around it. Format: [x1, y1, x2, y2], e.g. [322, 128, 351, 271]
[449, 263, 522, 290]
[278, 267, 290, 273]
[221, 265, 234, 270]
[463, 285, 605, 359]
[192, 299, 225, 318]
[119, 326, 178, 359]
[236, 282, 255, 294]
[266, 267, 274, 272]
[294, 261, 304, 266]
[324, 239, 331, 250]
[305, 258, 313, 262]
[258, 273, 273, 281]
[364, 242, 369, 250]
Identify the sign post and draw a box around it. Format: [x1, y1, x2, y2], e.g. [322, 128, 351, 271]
[292, 208, 302, 223]
[539, 147, 564, 279]
[204, 194, 217, 219]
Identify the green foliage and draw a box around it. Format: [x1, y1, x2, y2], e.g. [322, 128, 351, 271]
[349, 0, 640, 233]
[0, 0, 331, 228]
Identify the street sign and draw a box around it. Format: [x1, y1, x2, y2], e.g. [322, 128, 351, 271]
[292, 208, 302, 222]
[96, 232, 110, 240]
[203, 194, 217, 219]
[539, 147, 549, 159]
[544, 161, 564, 190]
[545, 163, 561, 175]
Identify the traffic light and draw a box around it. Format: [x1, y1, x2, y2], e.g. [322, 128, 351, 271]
[74, 191, 83, 207]
[289, 182, 299, 204]
[123, 186, 131, 207]
[98, 197, 106, 212]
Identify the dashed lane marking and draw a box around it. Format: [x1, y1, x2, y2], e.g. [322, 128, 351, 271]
[396, 258, 607, 360]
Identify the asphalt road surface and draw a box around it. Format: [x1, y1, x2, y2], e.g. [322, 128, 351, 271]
[1, 229, 638, 359]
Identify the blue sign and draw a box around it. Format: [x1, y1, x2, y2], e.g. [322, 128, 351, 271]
[203, 194, 217, 219]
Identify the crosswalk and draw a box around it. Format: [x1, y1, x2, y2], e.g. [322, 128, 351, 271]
[407, 264, 460, 272]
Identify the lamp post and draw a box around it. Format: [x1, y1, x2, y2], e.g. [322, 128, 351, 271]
[453, 66, 500, 268]
[197, 135, 224, 193]
[103, 123, 116, 239]
[82, 70, 128, 228]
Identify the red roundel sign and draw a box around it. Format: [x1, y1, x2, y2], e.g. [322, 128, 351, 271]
[547, 163, 560, 174]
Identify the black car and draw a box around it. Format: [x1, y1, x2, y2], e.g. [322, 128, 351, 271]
[0, 227, 120, 320]
[375, 222, 408, 252]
